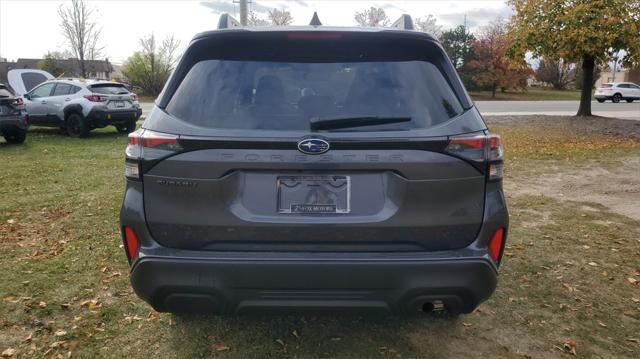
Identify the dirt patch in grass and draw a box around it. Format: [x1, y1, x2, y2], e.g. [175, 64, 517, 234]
[486, 115, 640, 220]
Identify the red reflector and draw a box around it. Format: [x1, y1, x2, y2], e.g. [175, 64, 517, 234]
[287, 32, 343, 40]
[124, 226, 140, 261]
[488, 227, 504, 263]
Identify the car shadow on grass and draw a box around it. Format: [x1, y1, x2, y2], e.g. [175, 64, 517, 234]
[169, 312, 463, 357]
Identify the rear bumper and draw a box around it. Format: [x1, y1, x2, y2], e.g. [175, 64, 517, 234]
[0, 114, 28, 131]
[87, 107, 142, 127]
[130, 255, 497, 314]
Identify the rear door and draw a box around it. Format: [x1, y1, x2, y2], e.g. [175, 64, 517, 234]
[139, 31, 488, 252]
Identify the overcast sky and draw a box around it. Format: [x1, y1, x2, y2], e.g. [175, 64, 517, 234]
[0, 0, 512, 64]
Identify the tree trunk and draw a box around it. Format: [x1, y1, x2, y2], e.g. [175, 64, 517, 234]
[491, 83, 497, 98]
[576, 55, 594, 117]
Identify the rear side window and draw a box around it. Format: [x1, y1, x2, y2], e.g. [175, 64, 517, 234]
[53, 83, 73, 96]
[601, 84, 613, 88]
[21, 72, 48, 92]
[164, 33, 467, 133]
[89, 84, 130, 95]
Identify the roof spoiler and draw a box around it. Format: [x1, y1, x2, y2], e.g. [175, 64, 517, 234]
[391, 14, 414, 31]
[217, 13, 241, 29]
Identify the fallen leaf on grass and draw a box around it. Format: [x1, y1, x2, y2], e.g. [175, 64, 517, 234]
[80, 300, 100, 310]
[292, 330, 300, 338]
[597, 321, 607, 328]
[1, 348, 16, 358]
[50, 341, 69, 349]
[626, 338, 639, 344]
[588, 262, 598, 267]
[563, 339, 577, 356]
[39, 301, 47, 308]
[54, 330, 67, 337]
[212, 344, 230, 352]
[562, 283, 577, 293]
[628, 278, 639, 286]
[121, 315, 142, 324]
[275, 339, 285, 347]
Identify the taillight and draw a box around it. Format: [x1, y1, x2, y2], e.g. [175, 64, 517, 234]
[487, 134, 503, 181]
[488, 227, 505, 264]
[12, 97, 24, 106]
[123, 226, 140, 263]
[125, 129, 181, 180]
[446, 133, 504, 181]
[84, 94, 107, 102]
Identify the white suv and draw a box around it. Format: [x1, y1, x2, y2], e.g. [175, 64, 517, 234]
[7, 69, 141, 137]
[594, 82, 640, 103]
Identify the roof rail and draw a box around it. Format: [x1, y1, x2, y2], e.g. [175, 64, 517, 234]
[309, 12, 322, 26]
[217, 13, 241, 29]
[391, 14, 414, 31]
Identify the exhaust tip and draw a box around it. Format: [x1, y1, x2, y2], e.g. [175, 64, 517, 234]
[421, 302, 435, 313]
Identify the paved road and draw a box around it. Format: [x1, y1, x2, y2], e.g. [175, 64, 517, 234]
[476, 100, 639, 120]
[140, 100, 639, 120]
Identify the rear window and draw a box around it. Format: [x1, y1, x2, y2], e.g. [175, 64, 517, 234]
[21, 72, 48, 92]
[164, 33, 466, 132]
[89, 84, 130, 95]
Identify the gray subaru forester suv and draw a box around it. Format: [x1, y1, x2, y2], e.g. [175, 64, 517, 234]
[120, 14, 508, 316]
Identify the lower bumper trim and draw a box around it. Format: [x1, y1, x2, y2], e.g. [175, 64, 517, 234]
[131, 256, 497, 315]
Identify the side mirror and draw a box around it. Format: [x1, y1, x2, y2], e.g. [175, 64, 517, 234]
[23, 93, 30, 100]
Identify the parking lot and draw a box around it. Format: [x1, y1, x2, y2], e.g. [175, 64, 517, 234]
[2, 115, 639, 358]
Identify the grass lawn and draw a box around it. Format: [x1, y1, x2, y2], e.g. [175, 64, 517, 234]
[1, 120, 640, 358]
[470, 88, 583, 101]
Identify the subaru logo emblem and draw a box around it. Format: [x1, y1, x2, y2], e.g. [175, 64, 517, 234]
[297, 138, 330, 155]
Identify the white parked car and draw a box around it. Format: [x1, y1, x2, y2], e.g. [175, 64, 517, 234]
[7, 69, 141, 137]
[594, 82, 640, 103]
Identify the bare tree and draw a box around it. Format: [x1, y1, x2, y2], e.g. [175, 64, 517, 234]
[535, 58, 575, 90]
[354, 7, 390, 27]
[268, 8, 293, 26]
[247, 11, 269, 27]
[414, 15, 442, 38]
[58, 0, 103, 77]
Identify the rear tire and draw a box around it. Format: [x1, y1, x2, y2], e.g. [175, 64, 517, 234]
[596, 99, 605, 103]
[612, 93, 622, 103]
[2, 129, 27, 144]
[66, 113, 90, 138]
[115, 119, 137, 133]
[626, 99, 634, 103]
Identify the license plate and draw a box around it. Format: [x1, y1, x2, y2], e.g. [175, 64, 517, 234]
[277, 176, 350, 214]
[114, 101, 125, 108]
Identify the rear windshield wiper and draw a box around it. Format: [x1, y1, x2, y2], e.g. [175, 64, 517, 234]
[310, 116, 411, 131]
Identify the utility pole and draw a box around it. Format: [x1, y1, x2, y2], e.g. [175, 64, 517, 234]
[239, 0, 248, 26]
